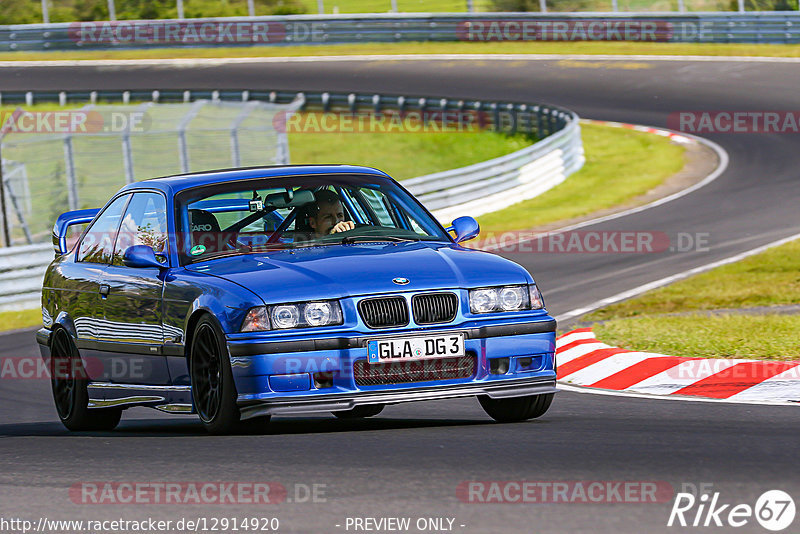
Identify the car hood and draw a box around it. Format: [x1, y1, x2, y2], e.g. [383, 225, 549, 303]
[186, 242, 532, 304]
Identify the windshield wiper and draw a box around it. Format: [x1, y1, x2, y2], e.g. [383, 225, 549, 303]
[340, 235, 421, 244]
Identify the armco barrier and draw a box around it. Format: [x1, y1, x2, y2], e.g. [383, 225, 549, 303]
[5, 12, 800, 51]
[0, 88, 584, 311]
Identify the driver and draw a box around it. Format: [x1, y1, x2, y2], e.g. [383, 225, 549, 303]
[307, 189, 355, 236]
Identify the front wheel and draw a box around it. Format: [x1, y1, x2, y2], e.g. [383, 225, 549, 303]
[478, 393, 554, 423]
[190, 316, 257, 434]
[50, 328, 121, 431]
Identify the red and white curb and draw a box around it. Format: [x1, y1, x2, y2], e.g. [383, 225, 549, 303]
[580, 118, 694, 145]
[556, 328, 800, 404]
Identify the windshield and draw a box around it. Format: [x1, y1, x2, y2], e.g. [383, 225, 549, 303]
[175, 173, 451, 264]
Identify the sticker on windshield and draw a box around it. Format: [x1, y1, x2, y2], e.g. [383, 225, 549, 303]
[190, 245, 206, 256]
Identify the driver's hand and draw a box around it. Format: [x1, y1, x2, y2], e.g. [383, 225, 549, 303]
[330, 221, 355, 234]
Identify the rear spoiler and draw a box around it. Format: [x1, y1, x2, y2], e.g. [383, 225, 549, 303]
[52, 208, 100, 255]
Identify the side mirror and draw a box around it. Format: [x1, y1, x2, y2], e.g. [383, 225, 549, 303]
[446, 216, 480, 243]
[123, 245, 165, 269]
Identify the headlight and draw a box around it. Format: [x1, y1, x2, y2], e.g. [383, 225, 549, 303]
[272, 305, 300, 329]
[304, 301, 334, 327]
[468, 288, 498, 314]
[241, 301, 343, 331]
[469, 285, 544, 313]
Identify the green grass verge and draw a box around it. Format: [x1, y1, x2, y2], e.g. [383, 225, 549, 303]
[288, 127, 533, 180]
[587, 238, 800, 320]
[586, 238, 800, 360]
[593, 314, 800, 361]
[0, 308, 42, 332]
[476, 122, 685, 234]
[5, 41, 800, 62]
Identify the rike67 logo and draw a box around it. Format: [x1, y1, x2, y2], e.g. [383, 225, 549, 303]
[668, 488, 795, 531]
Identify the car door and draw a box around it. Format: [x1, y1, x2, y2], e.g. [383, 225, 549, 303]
[97, 191, 171, 385]
[67, 194, 131, 381]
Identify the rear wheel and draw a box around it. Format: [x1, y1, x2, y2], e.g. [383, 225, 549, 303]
[478, 393, 553, 423]
[50, 328, 121, 431]
[333, 405, 384, 419]
[190, 316, 263, 434]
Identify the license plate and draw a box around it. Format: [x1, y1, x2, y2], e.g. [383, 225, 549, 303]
[367, 333, 465, 363]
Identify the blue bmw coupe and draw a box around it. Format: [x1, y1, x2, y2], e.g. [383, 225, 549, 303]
[37, 165, 557, 434]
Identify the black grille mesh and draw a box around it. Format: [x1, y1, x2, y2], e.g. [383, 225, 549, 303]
[412, 292, 458, 325]
[354, 355, 476, 386]
[358, 297, 409, 328]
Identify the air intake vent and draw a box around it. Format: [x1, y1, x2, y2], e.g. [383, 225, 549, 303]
[412, 292, 458, 325]
[358, 296, 409, 329]
[354, 355, 476, 386]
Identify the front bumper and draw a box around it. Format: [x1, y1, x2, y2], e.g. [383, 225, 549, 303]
[238, 375, 557, 419]
[227, 317, 557, 418]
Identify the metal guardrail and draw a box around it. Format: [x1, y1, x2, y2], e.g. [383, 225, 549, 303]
[5, 12, 800, 50]
[0, 243, 52, 312]
[0, 88, 583, 311]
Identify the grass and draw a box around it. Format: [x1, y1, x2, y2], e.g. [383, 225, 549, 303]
[585, 238, 800, 360]
[0, 309, 42, 332]
[288, 123, 534, 180]
[587, 238, 800, 320]
[476, 121, 686, 234]
[6, 41, 800, 62]
[593, 315, 800, 360]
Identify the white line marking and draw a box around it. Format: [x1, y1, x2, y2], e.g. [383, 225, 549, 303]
[3, 53, 800, 68]
[554, 230, 800, 323]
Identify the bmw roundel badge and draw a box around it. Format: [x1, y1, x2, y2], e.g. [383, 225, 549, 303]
[392, 277, 410, 285]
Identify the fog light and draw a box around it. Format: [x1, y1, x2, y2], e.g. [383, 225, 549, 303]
[489, 357, 510, 375]
[314, 372, 335, 389]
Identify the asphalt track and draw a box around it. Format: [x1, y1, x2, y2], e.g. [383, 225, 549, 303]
[1, 56, 799, 533]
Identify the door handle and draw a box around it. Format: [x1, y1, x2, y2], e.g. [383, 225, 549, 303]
[99, 284, 110, 297]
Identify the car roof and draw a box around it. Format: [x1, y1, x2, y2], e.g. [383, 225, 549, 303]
[119, 165, 392, 196]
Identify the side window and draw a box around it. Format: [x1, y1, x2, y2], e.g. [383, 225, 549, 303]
[113, 192, 168, 266]
[359, 188, 396, 227]
[77, 195, 129, 264]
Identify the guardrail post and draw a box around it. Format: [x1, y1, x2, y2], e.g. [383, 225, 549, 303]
[177, 0, 184, 19]
[41, 0, 50, 24]
[466, 0, 474, 13]
[677, 0, 685, 12]
[0, 155, 8, 247]
[247, 0, 255, 17]
[317, 0, 324, 14]
[390, 0, 398, 12]
[611, 0, 618, 11]
[107, 0, 116, 21]
[539, 0, 547, 13]
[738, 0, 745, 11]
[63, 136, 78, 211]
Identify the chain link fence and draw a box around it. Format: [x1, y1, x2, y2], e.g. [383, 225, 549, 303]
[0, 97, 302, 245]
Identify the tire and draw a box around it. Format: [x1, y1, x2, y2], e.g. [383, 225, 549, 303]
[190, 315, 261, 435]
[478, 393, 554, 423]
[333, 404, 384, 419]
[50, 328, 122, 431]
